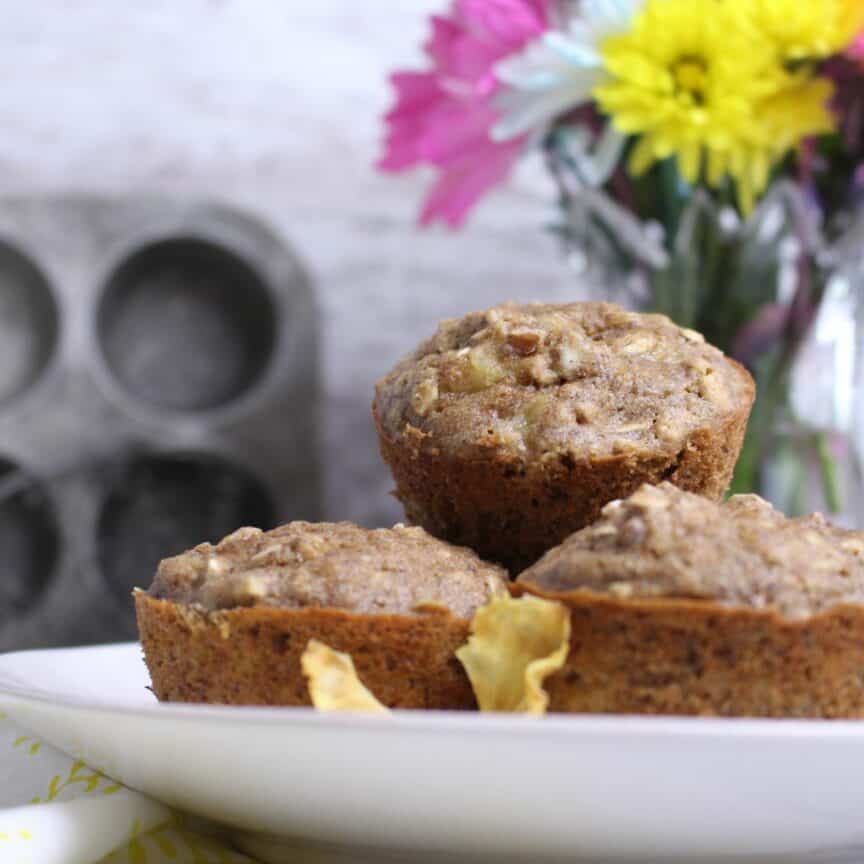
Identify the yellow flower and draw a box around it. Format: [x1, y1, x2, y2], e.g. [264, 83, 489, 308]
[743, 0, 864, 59]
[594, 0, 837, 212]
[704, 76, 835, 212]
[733, 75, 834, 211]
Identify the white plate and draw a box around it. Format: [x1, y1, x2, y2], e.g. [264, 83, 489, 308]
[0, 643, 864, 863]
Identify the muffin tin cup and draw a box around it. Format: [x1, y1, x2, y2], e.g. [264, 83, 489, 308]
[97, 449, 278, 606]
[0, 196, 320, 650]
[96, 237, 279, 416]
[0, 456, 61, 622]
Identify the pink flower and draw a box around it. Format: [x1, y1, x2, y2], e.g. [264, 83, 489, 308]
[378, 0, 548, 228]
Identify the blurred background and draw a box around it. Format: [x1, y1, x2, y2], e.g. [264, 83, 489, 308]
[6, 2, 859, 649]
[0, 1, 578, 648]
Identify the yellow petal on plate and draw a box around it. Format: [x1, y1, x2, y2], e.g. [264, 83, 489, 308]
[301, 640, 389, 714]
[456, 595, 571, 715]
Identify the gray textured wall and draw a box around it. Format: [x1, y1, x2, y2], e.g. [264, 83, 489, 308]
[0, 1, 576, 527]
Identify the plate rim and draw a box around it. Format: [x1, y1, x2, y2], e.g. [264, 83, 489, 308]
[2, 641, 864, 742]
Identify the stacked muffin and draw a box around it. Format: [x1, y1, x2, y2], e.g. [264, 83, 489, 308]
[373, 302, 753, 570]
[138, 301, 864, 717]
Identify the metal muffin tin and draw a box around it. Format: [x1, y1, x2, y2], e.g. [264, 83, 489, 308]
[0, 197, 319, 650]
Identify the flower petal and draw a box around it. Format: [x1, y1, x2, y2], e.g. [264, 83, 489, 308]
[628, 133, 658, 175]
[457, 0, 547, 51]
[425, 15, 462, 70]
[419, 136, 525, 227]
[495, 38, 594, 91]
[678, 140, 702, 183]
[581, 0, 645, 38]
[492, 70, 600, 139]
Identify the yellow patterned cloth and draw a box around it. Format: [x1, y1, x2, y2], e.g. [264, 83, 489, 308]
[0, 712, 256, 864]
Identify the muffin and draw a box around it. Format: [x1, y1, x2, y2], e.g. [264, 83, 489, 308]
[515, 482, 864, 718]
[373, 302, 755, 571]
[135, 521, 507, 709]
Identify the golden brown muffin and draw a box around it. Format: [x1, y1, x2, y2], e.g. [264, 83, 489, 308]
[516, 482, 864, 718]
[135, 521, 507, 709]
[374, 302, 755, 571]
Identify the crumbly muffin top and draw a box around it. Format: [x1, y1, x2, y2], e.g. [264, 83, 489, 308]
[147, 521, 508, 617]
[374, 302, 754, 460]
[518, 482, 864, 619]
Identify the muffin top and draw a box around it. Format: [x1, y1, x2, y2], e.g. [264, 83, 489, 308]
[147, 521, 508, 618]
[518, 482, 864, 619]
[374, 302, 754, 461]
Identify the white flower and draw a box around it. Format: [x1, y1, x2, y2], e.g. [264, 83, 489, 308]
[558, 123, 628, 188]
[492, 0, 642, 142]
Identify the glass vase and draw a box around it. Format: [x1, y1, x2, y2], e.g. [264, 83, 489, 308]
[553, 151, 864, 523]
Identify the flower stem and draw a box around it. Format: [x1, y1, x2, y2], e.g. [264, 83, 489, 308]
[815, 431, 842, 514]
